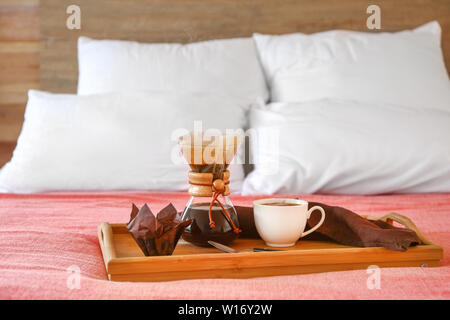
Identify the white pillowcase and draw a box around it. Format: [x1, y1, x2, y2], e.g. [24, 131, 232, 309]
[0, 90, 247, 193]
[77, 36, 268, 103]
[253, 21, 450, 111]
[242, 99, 450, 195]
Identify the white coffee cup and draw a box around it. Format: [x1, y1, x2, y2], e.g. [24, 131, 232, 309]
[253, 198, 326, 247]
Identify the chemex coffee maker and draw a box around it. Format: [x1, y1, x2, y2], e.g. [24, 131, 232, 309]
[179, 131, 242, 247]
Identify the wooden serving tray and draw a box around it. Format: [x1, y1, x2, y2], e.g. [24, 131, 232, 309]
[98, 213, 443, 282]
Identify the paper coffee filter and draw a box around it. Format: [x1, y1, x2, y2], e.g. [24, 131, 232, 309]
[179, 131, 242, 167]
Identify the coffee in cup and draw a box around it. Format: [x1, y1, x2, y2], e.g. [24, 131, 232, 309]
[253, 198, 326, 247]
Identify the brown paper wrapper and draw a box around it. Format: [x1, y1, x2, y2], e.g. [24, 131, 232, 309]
[126, 203, 192, 256]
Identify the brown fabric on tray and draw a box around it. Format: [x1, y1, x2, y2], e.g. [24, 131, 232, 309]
[235, 203, 421, 251]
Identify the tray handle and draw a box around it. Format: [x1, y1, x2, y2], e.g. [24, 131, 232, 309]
[365, 212, 433, 245]
[98, 222, 117, 262]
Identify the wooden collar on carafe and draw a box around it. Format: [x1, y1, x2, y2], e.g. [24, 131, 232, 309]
[188, 170, 241, 234]
[188, 170, 230, 197]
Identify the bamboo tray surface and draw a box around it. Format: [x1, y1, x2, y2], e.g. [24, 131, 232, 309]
[98, 213, 443, 282]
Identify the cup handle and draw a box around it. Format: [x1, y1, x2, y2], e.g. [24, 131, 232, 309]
[300, 206, 326, 238]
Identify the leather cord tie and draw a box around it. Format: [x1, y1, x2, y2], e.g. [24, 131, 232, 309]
[189, 178, 241, 234]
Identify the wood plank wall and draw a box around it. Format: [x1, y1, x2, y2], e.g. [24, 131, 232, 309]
[0, 0, 39, 165]
[41, 0, 450, 94]
[0, 0, 39, 146]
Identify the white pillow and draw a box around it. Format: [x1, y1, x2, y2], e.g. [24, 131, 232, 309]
[77, 36, 268, 104]
[242, 99, 450, 195]
[253, 21, 450, 111]
[0, 90, 246, 193]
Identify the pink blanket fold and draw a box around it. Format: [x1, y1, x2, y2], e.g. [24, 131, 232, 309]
[0, 192, 448, 300]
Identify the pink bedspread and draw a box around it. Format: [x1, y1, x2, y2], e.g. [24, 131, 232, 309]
[0, 192, 448, 300]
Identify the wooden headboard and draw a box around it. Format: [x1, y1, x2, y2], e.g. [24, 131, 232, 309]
[41, 0, 450, 93]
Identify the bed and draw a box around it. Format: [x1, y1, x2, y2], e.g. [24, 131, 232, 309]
[0, 0, 449, 300]
[0, 191, 448, 299]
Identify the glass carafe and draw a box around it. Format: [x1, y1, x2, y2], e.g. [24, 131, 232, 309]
[179, 132, 242, 247]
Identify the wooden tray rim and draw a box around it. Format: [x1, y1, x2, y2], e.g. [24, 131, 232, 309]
[98, 221, 443, 277]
